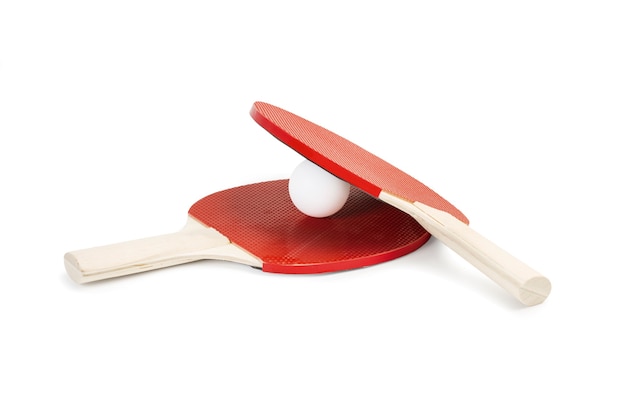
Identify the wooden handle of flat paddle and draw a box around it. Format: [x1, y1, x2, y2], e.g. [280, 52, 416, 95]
[64, 218, 262, 283]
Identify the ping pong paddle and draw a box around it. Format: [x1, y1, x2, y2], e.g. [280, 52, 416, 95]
[250, 102, 552, 306]
[64, 179, 430, 283]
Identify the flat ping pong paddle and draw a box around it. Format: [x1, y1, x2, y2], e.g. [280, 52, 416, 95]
[64, 179, 430, 283]
[250, 102, 552, 306]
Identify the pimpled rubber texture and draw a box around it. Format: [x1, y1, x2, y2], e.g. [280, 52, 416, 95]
[188, 180, 429, 273]
[250, 102, 469, 224]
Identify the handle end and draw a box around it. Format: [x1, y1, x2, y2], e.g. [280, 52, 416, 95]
[64, 252, 87, 284]
[519, 276, 551, 306]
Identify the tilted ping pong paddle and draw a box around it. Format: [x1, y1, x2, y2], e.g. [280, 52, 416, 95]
[250, 102, 551, 306]
[64, 180, 430, 283]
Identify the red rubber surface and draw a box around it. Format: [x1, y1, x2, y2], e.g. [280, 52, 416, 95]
[250, 102, 468, 224]
[188, 180, 430, 273]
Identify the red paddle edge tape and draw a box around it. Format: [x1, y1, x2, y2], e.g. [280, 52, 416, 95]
[250, 105, 384, 199]
[261, 233, 430, 274]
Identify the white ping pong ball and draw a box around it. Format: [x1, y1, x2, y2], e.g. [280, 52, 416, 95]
[289, 159, 351, 218]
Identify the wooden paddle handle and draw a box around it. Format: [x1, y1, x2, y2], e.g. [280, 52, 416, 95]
[64, 218, 261, 283]
[381, 193, 551, 306]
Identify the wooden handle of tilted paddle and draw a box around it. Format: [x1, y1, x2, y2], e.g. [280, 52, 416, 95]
[64, 218, 262, 283]
[380, 193, 551, 306]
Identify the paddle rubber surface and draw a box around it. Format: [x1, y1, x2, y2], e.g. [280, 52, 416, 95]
[250, 102, 468, 224]
[188, 180, 430, 273]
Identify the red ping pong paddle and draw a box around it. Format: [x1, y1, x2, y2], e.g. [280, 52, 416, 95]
[64, 180, 430, 283]
[250, 102, 551, 306]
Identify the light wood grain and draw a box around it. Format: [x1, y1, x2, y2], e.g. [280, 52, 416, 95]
[64, 217, 262, 283]
[380, 192, 551, 306]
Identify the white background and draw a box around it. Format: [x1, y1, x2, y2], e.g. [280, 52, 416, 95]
[1, 1, 625, 416]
